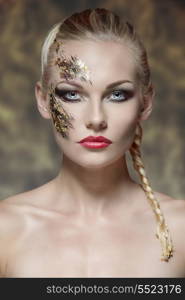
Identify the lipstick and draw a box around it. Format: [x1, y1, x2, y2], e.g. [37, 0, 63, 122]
[78, 136, 112, 149]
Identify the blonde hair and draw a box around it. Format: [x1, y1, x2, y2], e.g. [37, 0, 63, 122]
[40, 8, 173, 261]
[130, 123, 173, 261]
[41, 8, 152, 94]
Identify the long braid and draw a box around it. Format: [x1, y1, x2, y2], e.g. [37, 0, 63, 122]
[129, 122, 173, 261]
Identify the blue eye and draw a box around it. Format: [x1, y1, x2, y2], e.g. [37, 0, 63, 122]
[112, 90, 125, 100]
[109, 89, 134, 102]
[55, 88, 80, 102]
[64, 91, 80, 100]
[54, 87, 134, 103]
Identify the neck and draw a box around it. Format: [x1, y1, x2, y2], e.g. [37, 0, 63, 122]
[53, 154, 138, 217]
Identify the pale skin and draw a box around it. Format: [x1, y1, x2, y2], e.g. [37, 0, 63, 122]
[0, 40, 185, 277]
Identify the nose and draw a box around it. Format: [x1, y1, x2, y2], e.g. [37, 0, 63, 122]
[85, 100, 107, 131]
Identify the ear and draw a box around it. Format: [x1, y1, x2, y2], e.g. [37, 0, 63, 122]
[138, 85, 155, 121]
[35, 81, 51, 119]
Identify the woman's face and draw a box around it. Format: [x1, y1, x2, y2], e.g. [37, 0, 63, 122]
[43, 39, 149, 169]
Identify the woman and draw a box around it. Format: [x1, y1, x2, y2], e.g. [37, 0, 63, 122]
[0, 8, 185, 278]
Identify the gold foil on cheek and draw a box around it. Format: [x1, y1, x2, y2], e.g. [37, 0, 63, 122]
[49, 39, 91, 137]
[53, 39, 91, 83]
[49, 85, 74, 138]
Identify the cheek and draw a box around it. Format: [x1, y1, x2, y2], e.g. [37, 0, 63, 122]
[52, 100, 140, 154]
[111, 101, 140, 139]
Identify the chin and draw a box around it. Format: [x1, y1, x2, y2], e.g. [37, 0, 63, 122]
[62, 150, 125, 170]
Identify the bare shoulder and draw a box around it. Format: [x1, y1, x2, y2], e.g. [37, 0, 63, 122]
[0, 197, 25, 232]
[154, 190, 185, 219]
[152, 190, 185, 227]
[0, 180, 55, 242]
[0, 191, 35, 241]
[0, 183, 55, 276]
[0, 179, 55, 207]
[0, 195, 28, 277]
[154, 191, 185, 255]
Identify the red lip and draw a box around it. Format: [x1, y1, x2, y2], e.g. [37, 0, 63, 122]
[78, 136, 112, 144]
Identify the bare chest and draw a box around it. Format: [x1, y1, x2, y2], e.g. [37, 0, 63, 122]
[4, 219, 184, 278]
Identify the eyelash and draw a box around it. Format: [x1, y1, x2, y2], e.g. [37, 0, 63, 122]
[54, 88, 134, 103]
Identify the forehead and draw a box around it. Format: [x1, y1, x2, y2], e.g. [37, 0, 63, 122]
[50, 39, 137, 85]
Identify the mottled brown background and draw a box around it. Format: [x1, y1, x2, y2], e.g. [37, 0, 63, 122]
[0, 0, 184, 200]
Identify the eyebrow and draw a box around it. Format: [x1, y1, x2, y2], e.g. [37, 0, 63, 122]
[57, 79, 134, 89]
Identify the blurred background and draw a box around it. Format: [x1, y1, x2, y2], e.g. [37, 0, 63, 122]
[0, 0, 184, 200]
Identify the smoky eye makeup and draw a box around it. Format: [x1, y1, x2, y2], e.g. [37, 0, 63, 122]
[54, 86, 82, 102]
[53, 82, 136, 104]
[105, 87, 136, 103]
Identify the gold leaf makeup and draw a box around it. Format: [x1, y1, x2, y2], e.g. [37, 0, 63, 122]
[48, 39, 92, 138]
[53, 38, 92, 83]
[49, 84, 74, 138]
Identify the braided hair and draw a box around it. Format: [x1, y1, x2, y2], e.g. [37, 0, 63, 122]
[130, 123, 173, 261]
